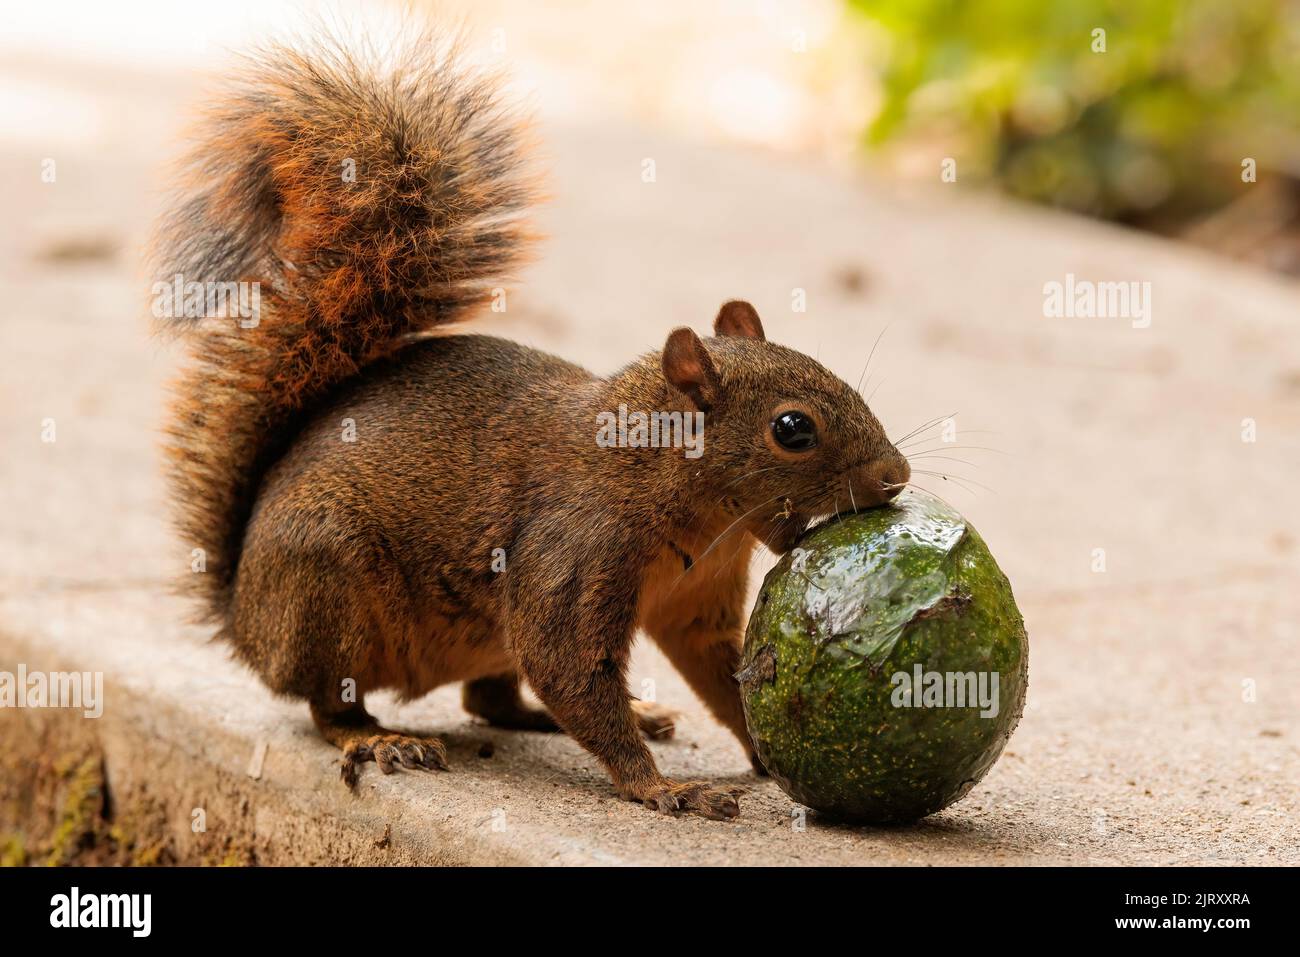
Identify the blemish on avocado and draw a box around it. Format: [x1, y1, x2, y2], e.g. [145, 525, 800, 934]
[735, 643, 777, 692]
[907, 587, 973, 626]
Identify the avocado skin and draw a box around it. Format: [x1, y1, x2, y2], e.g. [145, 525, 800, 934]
[740, 490, 1028, 824]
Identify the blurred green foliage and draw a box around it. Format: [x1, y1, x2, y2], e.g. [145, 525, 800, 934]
[848, 0, 1300, 225]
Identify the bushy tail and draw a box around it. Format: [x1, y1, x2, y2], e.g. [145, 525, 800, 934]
[154, 30, 536, 622]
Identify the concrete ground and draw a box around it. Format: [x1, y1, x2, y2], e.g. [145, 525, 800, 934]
[1, 47, 1298, 866]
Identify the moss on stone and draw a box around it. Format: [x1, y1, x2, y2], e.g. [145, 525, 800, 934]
[0, 832, 27, 867]
[45, 756, 105, 866]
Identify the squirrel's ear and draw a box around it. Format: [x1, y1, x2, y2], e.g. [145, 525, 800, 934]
[713, 300, 765, 340]
[662, 327, 720, 412]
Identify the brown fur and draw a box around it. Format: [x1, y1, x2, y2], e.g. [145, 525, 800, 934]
[157, 31, 908, 819]
[154, 30, 536, 623]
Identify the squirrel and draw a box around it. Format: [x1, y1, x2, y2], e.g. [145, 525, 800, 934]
[154, 31, 910, 820]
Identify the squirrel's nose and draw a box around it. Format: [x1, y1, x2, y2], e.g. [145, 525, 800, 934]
[853, 454, 910, 507]
[882, 455, 911, 500]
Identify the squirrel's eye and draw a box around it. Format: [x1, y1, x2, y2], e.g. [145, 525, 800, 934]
[771, 411, 817, 451]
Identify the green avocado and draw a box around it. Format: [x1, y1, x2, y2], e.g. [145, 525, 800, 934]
[739, 489, 1028, 824]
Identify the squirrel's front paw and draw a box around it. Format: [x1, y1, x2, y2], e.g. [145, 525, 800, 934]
[638, 780, 744, 820]
[341, 733, 449, 789]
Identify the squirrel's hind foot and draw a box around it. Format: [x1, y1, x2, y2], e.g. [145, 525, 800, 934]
[631, 700, 678, 740]
[311, 701, 450, 790]
[340, 733, 449, 789]
[638, 780, 745, 821]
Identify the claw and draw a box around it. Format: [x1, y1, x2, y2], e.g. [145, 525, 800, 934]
[640, 780, 744, 820]
[340, 733, 449, 789]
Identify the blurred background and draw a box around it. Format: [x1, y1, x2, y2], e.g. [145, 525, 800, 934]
[5, 0, 1300, 269]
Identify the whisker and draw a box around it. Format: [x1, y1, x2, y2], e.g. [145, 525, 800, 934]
[712, 496, 807, 593]
[856, 324, 890, 394]
[671, 493, 788, 592]
[898, 443, 1007, 456]
[891, 412, 956, 447]
[907, 480, 967, 514]
[911, 472, 977, 496]
[910, 469, 994, 496]
[897, 432, 1002, 452]
[894, 422, 1002, 447]
[665, 507, 765, 597]
[699, 466, 787, 526]
[899, 427, 1003, 441]
[721, 465, 784, 489]
[906, 453, 981, 468]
